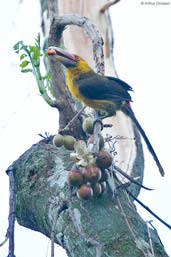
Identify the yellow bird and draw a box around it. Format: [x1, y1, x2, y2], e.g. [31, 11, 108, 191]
[47, 46, 165, 177]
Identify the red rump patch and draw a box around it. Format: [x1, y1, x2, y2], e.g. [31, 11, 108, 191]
[126, 101, 131, 107]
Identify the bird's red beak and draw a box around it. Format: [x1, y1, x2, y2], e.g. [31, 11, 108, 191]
[47, 47, 78, 62]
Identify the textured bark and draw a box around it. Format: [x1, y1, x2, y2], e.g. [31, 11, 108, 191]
[8, 140, 168, 257]
[6, 1, 168, 257]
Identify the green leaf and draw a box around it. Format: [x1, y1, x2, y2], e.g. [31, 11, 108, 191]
[20, 53, 27, 60]
[21, 68, 33, 73]
[20, 60, 30, 68]
[20, 44, 28, 52]
[47, 73, 52, 81]
[29, 45, 41, 61]
[33, 48, 40, 60]
[29, 46, 36, 52]
[14, 34, 56, 108]
[35, 33, 40, 47]
[13, 41, 23, 53]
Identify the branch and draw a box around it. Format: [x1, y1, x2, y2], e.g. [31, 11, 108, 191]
[0, 168, 16, 257]
[7, 167, 16, 257]
[100, 0, 121, 13]
[0, 233, 8, 247]
[48, 14, 104, 73]
[127, 189, 171, 230]
[48, 0, 59, 21]
[7, 141, 168, 257]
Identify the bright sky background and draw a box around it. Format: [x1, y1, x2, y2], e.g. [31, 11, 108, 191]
[0, 0, 171, 256]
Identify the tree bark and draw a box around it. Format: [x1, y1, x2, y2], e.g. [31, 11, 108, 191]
[7, 139, 168, 257]
[5, 1, 169, 256]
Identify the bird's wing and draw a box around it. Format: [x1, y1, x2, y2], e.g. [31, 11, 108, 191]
[78, 75, 132, 102]
[106, 76, 133, 92]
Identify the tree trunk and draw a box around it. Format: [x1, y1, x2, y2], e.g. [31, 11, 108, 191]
[8, 139, 168, 257]
[6, 1, 169, 256]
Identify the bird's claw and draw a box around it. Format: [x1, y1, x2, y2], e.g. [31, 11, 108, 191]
[93, 119, 103, 131]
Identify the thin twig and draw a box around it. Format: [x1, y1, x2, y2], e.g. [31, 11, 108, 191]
[114, 165, 153, 191]
[116, 194, 147, 256]
[127, 189, 171, 230]
[114, 177, 148, 255]
[146, 221, 155, 256]
[60, 106, 86, 132]
[51, 212, 58, 257]
[116, 195, 135, 238]
[50, 200, 69, 257]
[100, 0, 121, 13]
[148, 220, 164, 246]
[0, 232, 9, 247]
[7, 168, 16, 257]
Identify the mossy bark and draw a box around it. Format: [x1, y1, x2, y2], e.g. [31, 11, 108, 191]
[6, 1, 167, 256]
[8, 139, 168, 257]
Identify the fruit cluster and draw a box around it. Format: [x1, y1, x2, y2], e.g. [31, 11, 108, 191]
[68, 153, 112, 199]
[53, 117, 113, 200]
[53, 134, 76, 150]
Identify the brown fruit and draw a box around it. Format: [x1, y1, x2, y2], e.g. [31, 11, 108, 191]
[92, 183, 102, 196]
[84, 165, 101, 183]
[82, 117, 94, 134]
[96, 151, 113, 169]
[99, 169, 109, 182]
[53, 134, 64, 147]
[68, 168, 84, 186]
[63, 135, 76, 150]
[77, 184, 93, 200]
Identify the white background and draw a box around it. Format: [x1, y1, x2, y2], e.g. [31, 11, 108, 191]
[0, 0, 171, 256]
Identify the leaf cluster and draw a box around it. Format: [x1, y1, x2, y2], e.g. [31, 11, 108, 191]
[13, 34, 56, 107]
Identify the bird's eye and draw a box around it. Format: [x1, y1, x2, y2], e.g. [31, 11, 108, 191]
[73, 55, 80, 61]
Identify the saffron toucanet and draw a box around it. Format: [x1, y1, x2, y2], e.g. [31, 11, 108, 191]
[47, 46, 165, 177]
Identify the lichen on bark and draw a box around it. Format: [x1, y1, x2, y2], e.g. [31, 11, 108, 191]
[7, 139, 168, 257]
[5, 1, 169, 256]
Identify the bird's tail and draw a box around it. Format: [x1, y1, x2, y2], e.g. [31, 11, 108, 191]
[125, 106, 165, 177]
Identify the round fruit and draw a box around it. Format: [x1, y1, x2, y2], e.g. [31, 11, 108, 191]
[84, 165, 101, 183]
[92, 183, 102, 196]
[96, 151, 113, 169]
[68, 168, 84, 186]
[63, 135, 76, 150]
[82, 117, 94, 134]
[77, 184, 93, 200]
[53, 134, 64, 147]
[99, 169, 109, 182]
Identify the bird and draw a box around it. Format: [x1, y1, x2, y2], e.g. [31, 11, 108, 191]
[47, 46, 165, 177]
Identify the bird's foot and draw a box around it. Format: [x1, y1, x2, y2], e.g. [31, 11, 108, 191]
[93, 118, 104, 131]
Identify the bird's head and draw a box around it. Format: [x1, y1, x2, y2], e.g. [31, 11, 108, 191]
[47, 46, 80, 68]
[47, 46, 92, 74]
